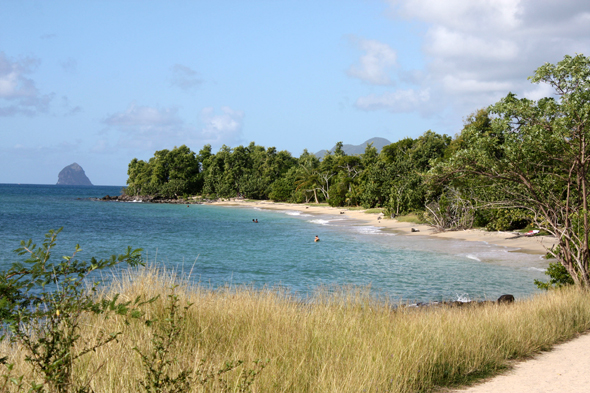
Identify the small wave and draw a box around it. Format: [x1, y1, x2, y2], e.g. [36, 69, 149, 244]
[528, 267, 546, 272]
[466, 254, 481, 261]
[456, 293, 471, 303]
[308, 219, 332, 225]
[285, 211, 312, 217]
[352, 226, 394, 236]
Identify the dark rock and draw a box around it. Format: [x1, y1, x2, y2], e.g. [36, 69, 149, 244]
[100, 194, 205, 205]
[57, 163, 93, 186]
[497, 294, 515, 304]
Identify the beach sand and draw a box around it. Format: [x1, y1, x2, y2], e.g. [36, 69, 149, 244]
[206, 199, 556, 255]
[207, 200, 590, 393]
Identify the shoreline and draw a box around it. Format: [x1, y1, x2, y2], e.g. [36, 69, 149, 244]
[204, 199, 556, 255]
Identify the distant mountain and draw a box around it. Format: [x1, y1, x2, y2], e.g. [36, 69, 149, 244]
[314, 137, 391, 158]
[56, 163, 93, 186]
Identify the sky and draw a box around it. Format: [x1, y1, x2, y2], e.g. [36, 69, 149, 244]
[2, 0, 590, 186]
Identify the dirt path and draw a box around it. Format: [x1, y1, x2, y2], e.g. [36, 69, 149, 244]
[451, 333, 590, 392]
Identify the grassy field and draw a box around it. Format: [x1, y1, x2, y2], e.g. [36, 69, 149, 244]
[3, 267, 590, 392]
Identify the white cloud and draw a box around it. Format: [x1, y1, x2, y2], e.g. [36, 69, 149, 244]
[356, 88, 430, 113]
[0, 52, 53, 116]
[103, 103, 184, 150]
[426, 27, 519, 62]
[347, 37, 397, 85]
[199, 106, 245, 146]
[370, 0, 590, 128]
[391, 0, 521, 32]
[102, 103, 244, 152]
[522, 83, 555, 101]
[441, 75, 512, 94]
[104, 103, 182, 128]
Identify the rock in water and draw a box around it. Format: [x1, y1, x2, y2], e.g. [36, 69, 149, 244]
[56, 163, 93, 186]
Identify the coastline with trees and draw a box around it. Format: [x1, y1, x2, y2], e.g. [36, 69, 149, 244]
[4, 54, 583, 391]
[122, 54, 590, 289]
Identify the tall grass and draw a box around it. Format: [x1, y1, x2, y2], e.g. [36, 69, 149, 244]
[3, 266, 590, 392]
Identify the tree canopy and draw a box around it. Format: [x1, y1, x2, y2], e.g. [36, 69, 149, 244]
[431, 54, 590, 286]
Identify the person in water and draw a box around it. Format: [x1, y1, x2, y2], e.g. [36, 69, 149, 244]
[314, 235, 320, 242]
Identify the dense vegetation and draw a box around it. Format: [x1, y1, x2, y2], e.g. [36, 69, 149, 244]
[124, 114, 531, 232]
[125, 54, 590, 287]
[125, 135, 455, 216]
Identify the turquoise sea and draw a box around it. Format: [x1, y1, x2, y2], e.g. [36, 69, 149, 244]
[0, 184, 548, 302]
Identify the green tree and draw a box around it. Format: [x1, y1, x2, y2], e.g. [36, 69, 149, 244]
[360, 131, 450, 215]
[125, 145, 200, 198]
[433, 54, 590, 286]
[295, 150, 321, 203]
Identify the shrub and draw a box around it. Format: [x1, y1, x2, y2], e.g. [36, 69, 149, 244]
[0, 228, 145, 392]
[485, 209, 532, 231]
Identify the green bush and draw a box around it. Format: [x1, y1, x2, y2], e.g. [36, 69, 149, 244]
[0, 228, 146, 392]
[485, 209, 532, 231]
[268, 178, 294, 202]
[535, 261, 575, 290]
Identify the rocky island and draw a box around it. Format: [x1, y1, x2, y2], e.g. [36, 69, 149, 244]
[56, 163, 93, 186]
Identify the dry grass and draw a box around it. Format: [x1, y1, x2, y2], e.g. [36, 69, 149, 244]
[394, 213, 426, 224]
[3, 266, 590, 392]
[363, 208, 385, 214]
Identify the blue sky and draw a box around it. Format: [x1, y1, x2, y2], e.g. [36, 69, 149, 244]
[2, 0, 590, 186]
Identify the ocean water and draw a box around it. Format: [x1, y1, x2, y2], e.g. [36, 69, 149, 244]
[0, 184, 548, 302]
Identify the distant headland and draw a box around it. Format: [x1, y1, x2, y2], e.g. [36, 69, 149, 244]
[56, 163, 93, 186]
[314, 137, 391, 158]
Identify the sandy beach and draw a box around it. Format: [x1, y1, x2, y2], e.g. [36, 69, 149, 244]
[206, 199, 556, 255]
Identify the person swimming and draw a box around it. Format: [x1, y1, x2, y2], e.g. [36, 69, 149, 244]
[314, 235, 320, 242]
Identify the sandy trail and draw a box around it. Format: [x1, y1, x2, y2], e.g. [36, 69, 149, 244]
[449, 333, 590, 393]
